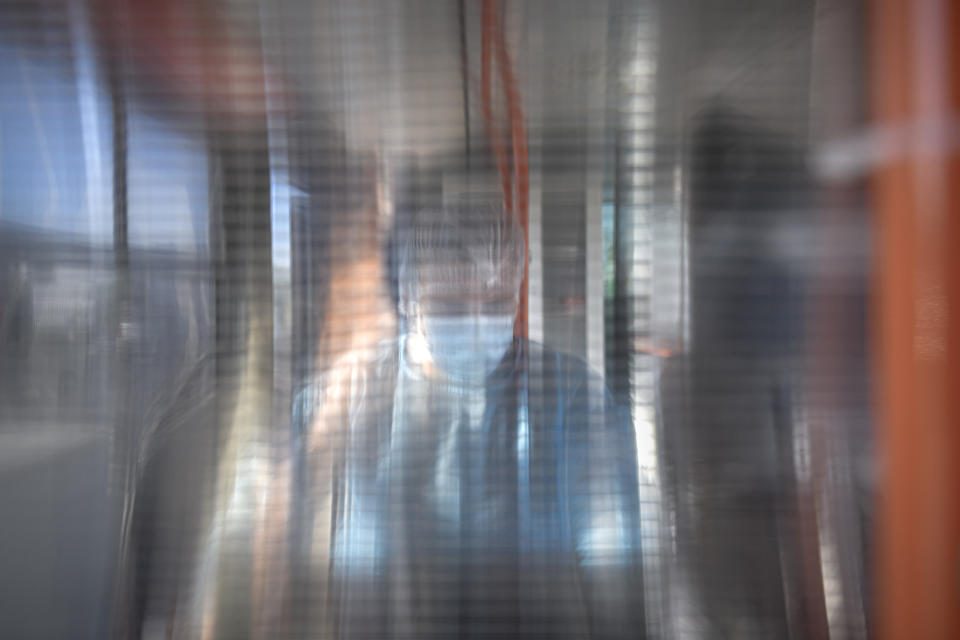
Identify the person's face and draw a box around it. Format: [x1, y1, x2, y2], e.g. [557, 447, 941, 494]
[416, 290, 518, 384]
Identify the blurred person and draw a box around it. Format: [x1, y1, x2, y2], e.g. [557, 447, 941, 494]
[658, 104, 815, 638]
[293, 203, 645, 639]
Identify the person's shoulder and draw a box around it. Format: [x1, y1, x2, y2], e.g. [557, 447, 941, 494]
[522, 342, 635, 457]
[520, 340, 629, 431]
[520, 339, 606, 396]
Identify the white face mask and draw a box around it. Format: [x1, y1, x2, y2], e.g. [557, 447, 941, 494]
[422, 314, 515, 383]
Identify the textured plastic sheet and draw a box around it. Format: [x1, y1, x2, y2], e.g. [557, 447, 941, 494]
[0, 0, 874, 638]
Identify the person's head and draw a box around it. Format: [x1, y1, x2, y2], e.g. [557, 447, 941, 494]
[399, 203, 526, 383]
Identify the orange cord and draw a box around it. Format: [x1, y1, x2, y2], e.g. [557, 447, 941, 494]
[481, 0, 513, 214]
[481, 0, 530, 337]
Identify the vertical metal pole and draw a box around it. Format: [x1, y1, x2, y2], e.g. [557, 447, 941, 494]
[584, 3, 608, 376]
[205, 122, 274, 639]
[200, 11, 274, 637]
[522, 1, 544, 345]
[99, 4, 134, 634]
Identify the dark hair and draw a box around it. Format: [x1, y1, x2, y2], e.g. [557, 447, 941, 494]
[396, 203, 526, 314]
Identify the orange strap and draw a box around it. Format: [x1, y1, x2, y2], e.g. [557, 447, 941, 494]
[481, 0, 530, 337]
[481, 0, 514, 214]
